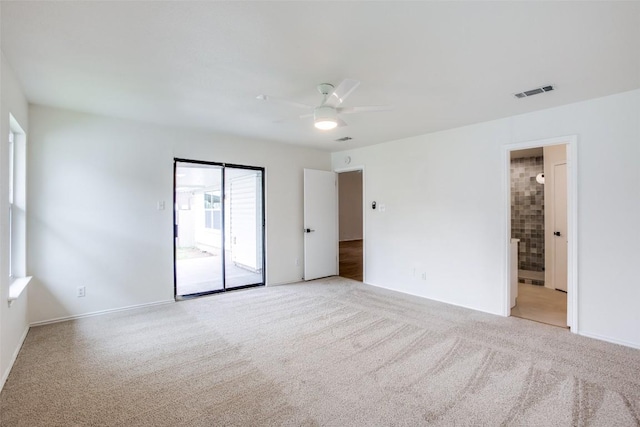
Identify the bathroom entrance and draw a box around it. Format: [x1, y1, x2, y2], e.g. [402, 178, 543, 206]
[505, 137, 576, 330]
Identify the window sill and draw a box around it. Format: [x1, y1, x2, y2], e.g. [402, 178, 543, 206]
[8, 276, 32, 307]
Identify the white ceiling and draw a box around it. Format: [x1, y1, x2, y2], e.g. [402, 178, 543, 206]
[2, 2, 639, 151]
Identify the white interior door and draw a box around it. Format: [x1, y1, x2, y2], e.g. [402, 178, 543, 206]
[553, 163, 568, 292]
[304, 169, 337, 280]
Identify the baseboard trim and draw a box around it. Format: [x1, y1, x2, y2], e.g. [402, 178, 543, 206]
[0, 325, 29, 392]
[29, 300, 175, 327]
[366, 281, 640, 350]
[578, 331, 640, 350]
[363, 281, 503, 317]
[267, 278, 312, 287]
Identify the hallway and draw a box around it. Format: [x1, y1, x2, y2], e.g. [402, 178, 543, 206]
[339, 240, 363, 282]
[511, 283, 567, 328]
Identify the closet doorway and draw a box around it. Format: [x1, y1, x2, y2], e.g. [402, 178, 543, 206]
[173, 159, 265, 299]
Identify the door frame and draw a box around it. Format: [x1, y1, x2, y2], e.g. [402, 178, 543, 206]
[550, 161, 568, 292]
[334, 165, 366, 283]
[173, 158, 266, 299]
[502, 136, 578, 332]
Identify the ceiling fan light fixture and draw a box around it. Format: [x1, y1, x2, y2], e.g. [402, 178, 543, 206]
[314, 106, 338, 130]
[315, 119, 338, 130]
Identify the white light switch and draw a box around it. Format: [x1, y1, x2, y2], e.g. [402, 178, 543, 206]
[379, 204, 386, 212]
[157, 201, 165, 210]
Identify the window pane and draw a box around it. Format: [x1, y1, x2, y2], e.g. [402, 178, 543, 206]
[213, 210, 221, 230]
[8, 131, 15, 278]
[8, 205, 12, 278]
[8, 132, 14, 204]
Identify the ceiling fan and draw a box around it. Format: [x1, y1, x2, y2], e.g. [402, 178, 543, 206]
[257, 79, 392, 130]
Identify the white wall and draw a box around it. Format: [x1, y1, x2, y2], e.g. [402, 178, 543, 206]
[27, 105, 330, 323]
[0, 52, 30, 389]
[332, 89, 640, 348]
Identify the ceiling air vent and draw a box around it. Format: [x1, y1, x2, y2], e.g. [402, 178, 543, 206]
[335, 136, 353, 142]
[514, 85, 555, 99]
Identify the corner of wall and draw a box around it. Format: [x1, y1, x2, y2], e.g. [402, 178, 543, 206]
[0, 318, 29, 391]
[0, 49, 31, 392]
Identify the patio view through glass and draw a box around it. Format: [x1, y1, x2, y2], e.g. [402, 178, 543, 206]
[174, 160, 264, 298]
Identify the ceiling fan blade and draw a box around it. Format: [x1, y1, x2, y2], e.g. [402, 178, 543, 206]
[324, 79, 360, 107]
[336, 118, 348, 127]
[337, 105, 393, 114]
[256, 94, 313, 110]
[299, 113, 314, 119]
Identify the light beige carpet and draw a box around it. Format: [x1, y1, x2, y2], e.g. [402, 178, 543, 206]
[1, 277, 639, 426]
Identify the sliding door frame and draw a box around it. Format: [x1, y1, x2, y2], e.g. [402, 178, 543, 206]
[173, 158, 266, 299]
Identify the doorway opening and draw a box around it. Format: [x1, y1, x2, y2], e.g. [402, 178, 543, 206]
[174, 159, 265, 299]
[338, 169, 364, 282]
[504, 137, 577, 331]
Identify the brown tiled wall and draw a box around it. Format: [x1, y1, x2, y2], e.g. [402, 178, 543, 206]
[511, 156, 545, 271]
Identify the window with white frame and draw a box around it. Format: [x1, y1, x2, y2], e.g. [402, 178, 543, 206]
[204, 191, 222, 230]
[8, 129, 15, 278]
[6, 114, 30, 305]
[7, 114, 27, 283]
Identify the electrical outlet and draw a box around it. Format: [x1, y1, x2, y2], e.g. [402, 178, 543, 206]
[77, 286, 86, 297]
[295, 258, 300, 266]
[421, 272, 427, 280]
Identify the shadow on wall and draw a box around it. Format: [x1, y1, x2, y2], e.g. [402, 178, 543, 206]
[28, 211, 171, 323]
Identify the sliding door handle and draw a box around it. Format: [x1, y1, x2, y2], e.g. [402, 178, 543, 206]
[304, 228, 315, 233]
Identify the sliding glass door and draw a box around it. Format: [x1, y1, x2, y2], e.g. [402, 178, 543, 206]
[224, 166, 264, 289]
[174, 159, 265, 298]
